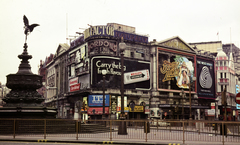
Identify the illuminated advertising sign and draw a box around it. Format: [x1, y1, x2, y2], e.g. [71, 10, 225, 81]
[91, 56, 150, 90]
[196, 58, 215, 99]
[124, 69, 150, 85]
[88, 94, 110, 107]
[114, 30, 148, 43]
[117, 96, 128, 112]
[70, 35, 84, 49]
[87, 107, 109, 115]
[84, 26, 114, 40]
[159, 55, 194, 89]
[84, 25, 148, 44]
[69, 77, 78, 86]
[70, 83, 80, 92]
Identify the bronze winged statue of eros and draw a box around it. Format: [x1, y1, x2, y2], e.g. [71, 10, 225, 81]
[23, 15, 39, 43]
[23, 15, 39, 35]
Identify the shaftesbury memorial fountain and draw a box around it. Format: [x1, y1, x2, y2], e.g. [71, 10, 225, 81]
[0, 15, 57, 118]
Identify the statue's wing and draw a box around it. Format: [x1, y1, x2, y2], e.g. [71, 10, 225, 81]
[29, 24, 39, 32]
[23, 15, 29, 26]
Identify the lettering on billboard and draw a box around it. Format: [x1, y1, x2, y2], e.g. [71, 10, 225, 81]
[95, 60, 126, 76]
[84, 25, 148, 44]
[88, 40, 117, 53]
[129, 106, 144, 112]
[70, 36, 84, 49]
[124, 69, 150, 84]
[160, 60, 179, 82]
[84, 26, 114, 40]
[69, 77, 78, 86]
[114, 30, 148, 43]
[88, 94, 110, 106]
[70, 83, 80, 92]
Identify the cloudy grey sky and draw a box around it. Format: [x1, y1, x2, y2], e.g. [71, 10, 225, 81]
[0, 0, 240, 84]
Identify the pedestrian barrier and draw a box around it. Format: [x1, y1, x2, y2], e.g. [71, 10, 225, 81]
[0, 118, 239, 145]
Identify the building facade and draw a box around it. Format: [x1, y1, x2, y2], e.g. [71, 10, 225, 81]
[189, 41, 240, 120]
[40, 24, 229, 121]
[45, 43, 69, 118]
[149, 36, 216, 120]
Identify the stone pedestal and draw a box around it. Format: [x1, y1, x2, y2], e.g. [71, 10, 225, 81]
[0, 43, 57, 118]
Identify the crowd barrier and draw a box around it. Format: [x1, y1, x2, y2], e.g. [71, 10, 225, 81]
[0, 119, 239, 145]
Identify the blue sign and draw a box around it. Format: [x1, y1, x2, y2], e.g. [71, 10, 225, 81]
[237, 104, 240, 110]
[236, 85, 239, 94]
[88, 94, 110, 107]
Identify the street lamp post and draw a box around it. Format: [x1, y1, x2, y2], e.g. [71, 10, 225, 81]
[180, 89, 185, 120]
[102, 69, 107, 120]
[118, 37, 127, 135]
[188, 76, 196, 121]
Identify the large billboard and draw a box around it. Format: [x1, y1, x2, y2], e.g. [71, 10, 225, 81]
[91, 56, 151, 90]
[88, 94, 110, 107]
[196, 57, 215, 99]
[158, 53, 195, 90]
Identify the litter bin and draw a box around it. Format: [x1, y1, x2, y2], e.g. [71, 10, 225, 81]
[144, 121, 150, 133]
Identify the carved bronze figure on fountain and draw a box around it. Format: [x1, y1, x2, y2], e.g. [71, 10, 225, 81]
[0, 15, 57, 118]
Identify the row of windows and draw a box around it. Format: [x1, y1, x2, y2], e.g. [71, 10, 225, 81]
[216, 61, 228, 66]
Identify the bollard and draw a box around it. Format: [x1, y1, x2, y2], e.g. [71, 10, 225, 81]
[44, 119, 46, 139]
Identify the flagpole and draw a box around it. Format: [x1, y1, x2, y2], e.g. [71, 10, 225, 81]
[230, 28, 232, 52]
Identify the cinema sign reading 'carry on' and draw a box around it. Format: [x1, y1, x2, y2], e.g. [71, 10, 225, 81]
[91, 56, 151, 90]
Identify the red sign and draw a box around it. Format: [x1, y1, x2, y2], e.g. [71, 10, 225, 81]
[211, 103, 215, 109]
[236, 93, 240, 104]
[87, 107, 109, 115]
[70, 83, 80, 92]
[69, 77, 78, 86]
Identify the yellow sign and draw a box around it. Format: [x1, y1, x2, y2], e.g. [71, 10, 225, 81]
[129, 106, 144, 112]
[160, 60, 180, 82]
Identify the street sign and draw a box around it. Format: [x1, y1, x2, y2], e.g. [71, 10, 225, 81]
[236, 93, 240, 104]
[124, 69, 150, 85]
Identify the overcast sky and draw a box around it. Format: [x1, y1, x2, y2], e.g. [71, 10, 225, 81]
[0, 0, 240, 84]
